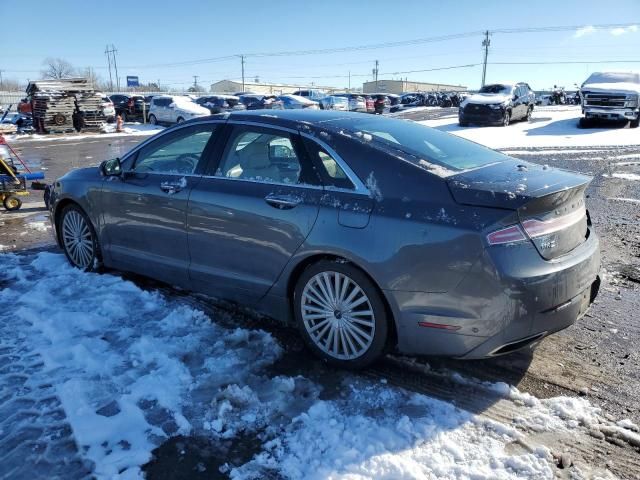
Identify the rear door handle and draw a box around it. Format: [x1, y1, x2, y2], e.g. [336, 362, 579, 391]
[265, 193, 303, 209]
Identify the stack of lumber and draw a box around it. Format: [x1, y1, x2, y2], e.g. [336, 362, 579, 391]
[27, 78, 106, 134]
[75, 92, 106, 131]
[32, 91, 76, 133]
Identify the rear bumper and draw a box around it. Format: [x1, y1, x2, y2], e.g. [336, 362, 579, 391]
[388, 227, 600, 358]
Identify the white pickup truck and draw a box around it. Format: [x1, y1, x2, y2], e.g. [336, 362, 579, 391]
[579, 71, 640, 128]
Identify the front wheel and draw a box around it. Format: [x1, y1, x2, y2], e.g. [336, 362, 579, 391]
[149, 114, 157, 125]
[294, 260, 389, 369]
[502, 111, 511, 127]
[3, 195, 22, 211]
[60, 205, 100, 271]
[630, 117, 639, 128]
[526, 107, 533, 122]
[176, 117, 185, 123]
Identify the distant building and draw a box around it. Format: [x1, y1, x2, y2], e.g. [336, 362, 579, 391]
[362, 79, 467, 94]
[209, 80, 336, 95]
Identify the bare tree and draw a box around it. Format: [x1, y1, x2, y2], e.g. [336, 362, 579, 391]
[41, 58, 76, 79]
[0, 78, 24, 91]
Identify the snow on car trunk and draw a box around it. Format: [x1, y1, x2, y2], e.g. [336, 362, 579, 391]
[0, 252, 617, 479]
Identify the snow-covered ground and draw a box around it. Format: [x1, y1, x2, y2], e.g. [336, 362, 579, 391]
[1, 252, 634, 479]
[4, 122, 164, 143]
[420, 106, 640, 149]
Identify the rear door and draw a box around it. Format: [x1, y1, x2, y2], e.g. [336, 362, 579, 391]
[187, 123, 323, 303]
[101, 123, 219, 287]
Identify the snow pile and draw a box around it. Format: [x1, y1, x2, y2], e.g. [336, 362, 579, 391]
[0, 252, 618, 479]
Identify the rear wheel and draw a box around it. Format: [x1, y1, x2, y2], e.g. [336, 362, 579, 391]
[60, 205, 100, 271]
[176, 117, 185, 123]
[294, 260, 388, 369]
[3, 195, 22, 211]
[526, 107, 533, 122]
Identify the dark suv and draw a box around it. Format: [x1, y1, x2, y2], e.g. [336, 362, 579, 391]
[109, 94, 149, 121]
[459, 82, 535, 127]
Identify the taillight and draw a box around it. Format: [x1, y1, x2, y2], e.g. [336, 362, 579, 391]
[487, 225, 526, 245]
[521, 208, 585, 238]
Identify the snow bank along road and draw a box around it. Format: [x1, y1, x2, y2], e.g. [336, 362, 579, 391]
[1, 252, 639, 480]
[0, 106, 639, 479]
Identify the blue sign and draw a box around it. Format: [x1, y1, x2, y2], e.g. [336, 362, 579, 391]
[126, 76, 139, 87]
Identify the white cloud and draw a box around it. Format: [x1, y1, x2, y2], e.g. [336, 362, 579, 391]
[574, 25, 596, 38]
[610, 25, 638, 36]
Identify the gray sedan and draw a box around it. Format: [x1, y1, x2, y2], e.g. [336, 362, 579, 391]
[48, 110, 600, 369]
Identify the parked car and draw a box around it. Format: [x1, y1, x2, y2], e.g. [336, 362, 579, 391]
[195, 95, 247, 114]
[535, 94, 552, 106]
[147, 95, 210, 124]
[579, 71, 640, 128]
[48, 110, 600, 369]
[332, 94, 366, 112]
[109, 94, 148, 121]
[277, 94, 320, 110]
[100, 95, 115, 123]
[238, 94, 283, 110]
[319, 95, 349, 111]
[459, 82, 535, 126]
[291, 89, 326, 103]
[369, 94, 390, 114]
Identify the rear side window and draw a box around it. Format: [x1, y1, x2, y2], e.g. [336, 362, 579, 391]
[304, 138, 353, 190]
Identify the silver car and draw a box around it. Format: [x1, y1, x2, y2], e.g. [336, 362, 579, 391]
[48, 110, 600, 369]
[319, 96, 349, 111]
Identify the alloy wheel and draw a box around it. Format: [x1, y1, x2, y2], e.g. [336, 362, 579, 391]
[301, 271, 376, 360]
[62, 210, 94, 269]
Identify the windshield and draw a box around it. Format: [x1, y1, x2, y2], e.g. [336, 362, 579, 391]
[478, 84, 513, 94]
[584, 72, 640, 84]
[327, 116, 509, 174]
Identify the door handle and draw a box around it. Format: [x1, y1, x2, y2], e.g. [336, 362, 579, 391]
[160, 180, 185, 195]
[265, 193, 303, 209]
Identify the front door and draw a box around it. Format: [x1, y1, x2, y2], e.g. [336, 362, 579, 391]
[187, 124, 322, 303]
[101, 123, 219, 287]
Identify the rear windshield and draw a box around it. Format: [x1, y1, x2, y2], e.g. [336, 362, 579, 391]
[327, 116, 508, 175]
[584, 72, 640, 84]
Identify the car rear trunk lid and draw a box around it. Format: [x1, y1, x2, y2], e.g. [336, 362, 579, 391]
[447, 159, 591, 259]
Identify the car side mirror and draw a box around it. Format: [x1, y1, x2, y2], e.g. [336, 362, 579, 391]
[101, 157, 122, 176]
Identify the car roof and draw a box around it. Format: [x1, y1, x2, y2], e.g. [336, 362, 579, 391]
[187, 109, 374, 129]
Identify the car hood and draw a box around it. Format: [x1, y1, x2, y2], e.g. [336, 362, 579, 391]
[447, 158, 591, 209]
[581, 82, 640, 95]
[463, 93, 511, 105]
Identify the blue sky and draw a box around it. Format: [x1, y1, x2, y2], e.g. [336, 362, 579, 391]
[2, 0, 639, 92]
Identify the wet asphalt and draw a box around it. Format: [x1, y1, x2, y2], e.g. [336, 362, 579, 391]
[1, 115, 639, 478]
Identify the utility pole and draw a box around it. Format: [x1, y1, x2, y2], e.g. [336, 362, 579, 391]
[374, 60, 379, 89]
[0, 70, 3, 90]
[193, 75, 199, 90]
[240, 55, 245, 93]
[112, 44, 120, 91]
[348, 71, 351, 92]
[481, 31, 490, 87]
[105, 45, 113, 91]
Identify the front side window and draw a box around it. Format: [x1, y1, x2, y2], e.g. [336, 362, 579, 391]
[133, 124, 216, 174]
[216, 128, 302, 184]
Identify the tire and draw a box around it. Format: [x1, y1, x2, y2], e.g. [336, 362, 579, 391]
[176, 117, 185, 124]
[502, 110, 511, 127]
[630, 117, 639, 128]
[578, 117, 592, 129]
[149, 114, 157, 125]
[293, 260, 389, 369]
[52, 113, 66, 126]
[458, 121, 469, 127]
[526, 107, 533, 122]
[121, 111, 128, 122]
[3, 195, 22, 211]
[59, 204, 100, 271]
